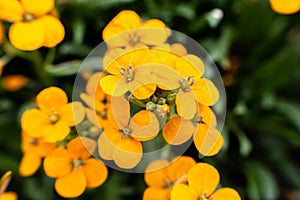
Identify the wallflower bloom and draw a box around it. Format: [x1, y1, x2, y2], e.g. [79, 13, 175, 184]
[103, 10, 169, 49]
[0, 0, 65, 50]
[21, 87, 85, 142]
[171, 163, 241, 200]
[144, 156, 196, 200]
[1, 75, 28, 91]
[44, 137, 108, 198]
[270, 0, 300, 14]
[98, 96, 160, 169]
[19, 131, 56, 177]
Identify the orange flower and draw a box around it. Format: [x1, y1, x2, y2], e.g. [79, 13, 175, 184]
[81, 72, 111, 129]
[0, 192, 17, 200]
[270, 0, 300, 14]
[0, 171, 18, 200]
[102, 10, 169, 49]
[171, 163, 241, 200]
[1, 75, 28, 91]
[143, 156, 196, 200]
[19, 131, 56, 177]
[0, 0, 65, 50]
[21, 87, 85, 142]
[0, 22, 4, 44]
[44, 137, 108, 198]
[98, 96, 160, 169]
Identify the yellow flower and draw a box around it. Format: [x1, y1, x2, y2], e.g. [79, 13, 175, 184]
[143, 156, 196, 200]
[0, 22, 4, 44]
[98, 96, 160, 169]
[1, 75, 28, 91]
[0, 192, 17, 200]
[19, 131, 56, 177]
[270, 0, 300, 14]
[0, 0, 65, 50]
[44, 137, 108, 198]
[171, 163, 241, 200]
[21, 87, 85, 142]
[0, 171, 18, 200]
[102, 10, 169, 49]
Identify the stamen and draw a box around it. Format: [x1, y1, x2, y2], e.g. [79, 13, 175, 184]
[46, 111, 60, 124]
[120, 127, 132, 138]
[179, 76, 194, 92]
[72, 159, 85, 170]
[129, 31, 140, 46]
[22, 13, 36, 22]
[119, 65, 135, 82]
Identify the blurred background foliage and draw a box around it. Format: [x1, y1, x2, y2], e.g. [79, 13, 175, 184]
[1, 0, 300, 199]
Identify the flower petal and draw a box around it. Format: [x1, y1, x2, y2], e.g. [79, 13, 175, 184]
[188, 163, 220, 197]
[130, 110, 160, 141]
[170, 43, 188, 56]
[59, 102, 85, 127]
[67, 137, 96, 159]
[139, 25, 168, 45]
[213, 188, 241, 200]
[198, 104, 217, 128]
[162, 117, 195, 145]
[109, 96, 130, 128]
[270, 0, 300, 14]
[0, 0, 23, 21]
[194, 124, 223, 156]
[112, 138, 142, 169]
[97, 130, 121, 160]
[0, 192, 18, 200]
[21, 109, 49, 138]
[171, 184, 197, 200]
[19, 152, 41, 177]
[43, 147, 72, 178]
[100, 75, 128, 96]
[82, 158, 108, 188]
[175, 55, 204, 80]
[36, 87, 68, 115]
[9, 21, 44, 51]
[42, 121, 70, 142]
[21, 0, 54, 16]
[143, 187, 170, 200]
[176, 90, 197, 120]
[192, 78, 219, 106]
[55, 170, 86, 198]
[144, 159, 170, 187]
[36, 15, 65, 47]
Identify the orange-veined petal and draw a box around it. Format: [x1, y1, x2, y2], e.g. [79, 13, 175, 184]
[59, 102, 85, 127]
[82, 158, 108, 188]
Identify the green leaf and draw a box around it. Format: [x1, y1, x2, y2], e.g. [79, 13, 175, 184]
[276, 99, 300, 131]
[45, 60, 81, 76]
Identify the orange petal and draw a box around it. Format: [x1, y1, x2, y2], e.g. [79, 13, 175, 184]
[67, 137, 96, 159]
[100, 75, 128, 96]
[192, 78, 219, 106]
[130, 110, 160, 141]
[36, 15, 65, 47]
[9, 21, 44, 51]
[42, 121, 70, 142]
[19, 152, 41, 177]
[0, 0, 23, 21]
[55, 170, 86, 198]
[130, 83, 157, 100]
[86, 72, 105, 98]
[21, 0, 54, 16]
[269, 0, 300, 14]
[170, 43, 188, 56]
[213, 188, 241, 200]
[81, 158, 108, 188]
[194, 124, 223, 156]
[36, 87, 68, 115]
[144, 159, 169, 187]
[143, 187, 170, 200]
[175, 55, 204, 80]
[162, 117, 195, 145]
[21, 109, 49, 138]
[103, 48, 127, 74]
[0, 192, 18, 200]
[59, 102, 85, 127]
[176, 90, 197, 120]
[109, 96, 130, 128]
[187, 163, 219, 197]
[97, 131, 119, 160]
[171, 184, 197, 200]
[43, 147, 72, 178]
[198, 104, 217, 128]
[139, 26, 168, 46]
[1, 75, 28, 91]
[112, 138, 143, 169]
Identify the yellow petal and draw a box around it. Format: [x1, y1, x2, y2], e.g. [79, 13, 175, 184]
[213, 188, 241, 200]
[82, 158, 108, 188]
[143, 187, 170, 200]
[194, 123, 223, 156]
[176, 90, 197, 120]
[100, 75, 128, 96]
[19, 152, 41, 177]
[171, 184, 197, 200]
[55, 170, 86, 198]
[188, 163, 219, 197]
[162, 117, 195, 145]
[192, 78, 219, 106]
[139, 26, 168, 45]
[0, 0, 23, 21]
[67, 137, 96, 159]
[59, 102, 85, 126]
[36, 87, 68, 115]
[9, 21, 44, 51]
[144, 159, 169, 187]
[198, 104, 217, 128]
[170, 43, 188, 56]
[42, 121, 70, 142]
[112, 138, 143, 169]
[43, 147, 72, 178]
[270, 0, 300, 14]
[109, 96, 130, 128]
[21, 0, 54, 16]
[130, 110, 160, 141]
[36, 15, 65, 47]
[0, 192, 18, 200]
[21, 109, 49, 138]
[130, 83, 157, 100]
[103, 48, 127, 74]
[175, 55, 204, 80]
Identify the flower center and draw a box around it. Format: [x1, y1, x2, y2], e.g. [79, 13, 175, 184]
[199, 192, 211, 200]
[29, 138, 38, 146]
[47, 111, 60, 124]
[192, 114, 203, 124]
[97, 107, 108, 119]
[120, 65, 135, 82]
[72, 159, 85, 170]
[22, 13, 36, 22]
[179, 76, 194, 92]
[129, 31, 140, 46]
[120, 126, 132, 138]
